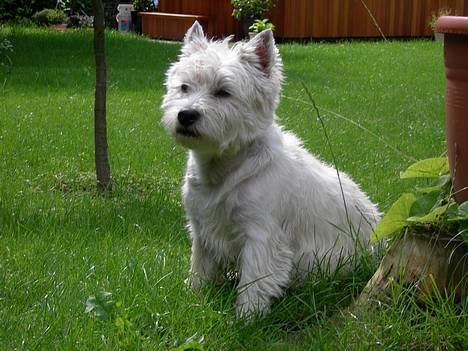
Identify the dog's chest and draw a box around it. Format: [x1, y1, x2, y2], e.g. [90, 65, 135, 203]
[183, 182, 244, 261]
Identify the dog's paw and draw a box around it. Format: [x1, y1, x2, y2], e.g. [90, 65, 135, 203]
[235, 293, 270, 318]
[185, 273, 205, 290]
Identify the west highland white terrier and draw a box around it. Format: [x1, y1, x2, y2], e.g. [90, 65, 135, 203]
[162, 22, 380, 316]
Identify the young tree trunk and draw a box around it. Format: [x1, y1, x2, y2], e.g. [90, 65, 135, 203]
[93, 0, 112, 193]
[354, 229, 467, 309]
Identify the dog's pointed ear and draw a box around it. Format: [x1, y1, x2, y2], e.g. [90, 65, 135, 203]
[184, 21, 204, 44]
[241, 29, 276, 75]
[182, 21, 208, 54]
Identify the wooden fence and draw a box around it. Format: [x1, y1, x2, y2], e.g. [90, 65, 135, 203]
[141, 0, 468, 40]
[156, 0, 241, 36]
[271, 0, 468, 38]
[141, 0, 241, 39]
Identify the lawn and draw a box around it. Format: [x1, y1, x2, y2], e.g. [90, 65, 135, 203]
[0, 26, 465, 350]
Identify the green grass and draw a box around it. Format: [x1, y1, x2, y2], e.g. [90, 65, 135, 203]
[0, 26, 465, 350]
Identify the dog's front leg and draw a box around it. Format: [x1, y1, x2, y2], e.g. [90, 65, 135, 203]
[189, 236, 223, 289]
[236, 230, 292, 317]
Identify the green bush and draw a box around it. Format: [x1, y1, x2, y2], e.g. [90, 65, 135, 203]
[0, 1, 91, 23]
[231, 0, 275, 21]
[133, 0, 158, 12]
[58, 0, 93, 16]
[0, 38, 13, 74]
[32, 9, 65, 26]
[249, 18, 275, 33]
[0, 0, 57, 22]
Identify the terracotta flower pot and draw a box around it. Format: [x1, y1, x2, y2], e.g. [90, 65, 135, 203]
[436, 16, 468, 203]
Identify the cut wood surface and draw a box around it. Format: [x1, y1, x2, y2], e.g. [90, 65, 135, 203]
[355, 230, 467, 308]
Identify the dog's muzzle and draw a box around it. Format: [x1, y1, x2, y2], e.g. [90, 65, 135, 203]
[178, 109, 200, 127]
[176, 109, 200, 137]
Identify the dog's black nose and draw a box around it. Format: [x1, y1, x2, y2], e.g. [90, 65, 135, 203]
[178, 109, 200, 127]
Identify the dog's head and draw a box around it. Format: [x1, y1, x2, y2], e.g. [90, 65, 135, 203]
[161, 21, 283, 154]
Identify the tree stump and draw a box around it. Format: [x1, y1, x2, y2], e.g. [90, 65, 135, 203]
[355, 229, 467, 308]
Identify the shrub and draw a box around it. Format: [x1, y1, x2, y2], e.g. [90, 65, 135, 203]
[0, 0, 57, 22]
[0, 1, 91, 23]
[231, 0, 275, 21]
[0, 38, 13, 74]
[249, 18, 275, 33]
[133, 0, 158, 12]
[58, 0, 92, 16]
[32, 9, 65, 26]
[428, 8, 455, 32]
[58, 0, 93, 28]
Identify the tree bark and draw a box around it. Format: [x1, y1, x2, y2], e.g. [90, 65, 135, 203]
[93, 0, 112, 193]
[354, 229, 467, 309]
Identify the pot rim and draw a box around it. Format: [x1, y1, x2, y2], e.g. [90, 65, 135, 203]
[436, 16, 468, 35]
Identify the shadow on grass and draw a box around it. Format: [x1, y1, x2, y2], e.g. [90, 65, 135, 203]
[2, 170, 186, 238]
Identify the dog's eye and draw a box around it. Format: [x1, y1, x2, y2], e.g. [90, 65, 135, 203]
[214, 89, 230, 98]
[180, 84, 189, 93]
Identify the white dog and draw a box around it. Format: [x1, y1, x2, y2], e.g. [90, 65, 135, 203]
[162, 22, 380, 316]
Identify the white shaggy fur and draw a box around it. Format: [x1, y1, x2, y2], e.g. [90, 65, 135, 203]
[161, 22, 380, 316]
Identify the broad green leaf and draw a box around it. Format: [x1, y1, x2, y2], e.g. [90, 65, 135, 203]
[447, 201, 468, 222]
[94, 308, 109, 321]
[400, 157, 449, 179]
[445, 201, 459, 218]
[99, 291, 112, 299]
[371, 193, 416, 242]
[84, 296, 97, 314]
[458, 201, 468, 216]
[418, 174, 451, 193]
[407, 204, 449, 224]
[84, 291, 113, 321]
[409, 191, 440, 217]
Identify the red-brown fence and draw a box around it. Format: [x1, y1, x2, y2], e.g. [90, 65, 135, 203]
[141, 0, 241, 39]
[271, 0, 468, 38]
[141, 0, 468, 40]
